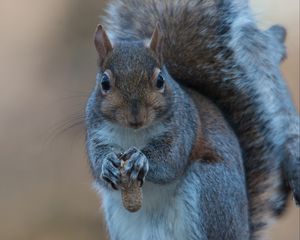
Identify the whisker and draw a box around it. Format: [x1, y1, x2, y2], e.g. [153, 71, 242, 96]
[44, 114, 86, 147]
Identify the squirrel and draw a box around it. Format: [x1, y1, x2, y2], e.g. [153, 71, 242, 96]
[86, 0, 300, 239]
[96, 0, 299, 238]
[86, 24, 250, 240]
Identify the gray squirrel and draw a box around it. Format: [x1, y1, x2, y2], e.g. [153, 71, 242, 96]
[85, 0, 300, 239]
[86, 24, 250, 239]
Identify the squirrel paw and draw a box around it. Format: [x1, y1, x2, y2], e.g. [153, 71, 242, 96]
[122, 147, 149, 187]
[101, 152, 122, 190]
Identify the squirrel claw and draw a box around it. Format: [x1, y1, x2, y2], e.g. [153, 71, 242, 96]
[122, 147, 149, 184]
[101, 152, 122, 190]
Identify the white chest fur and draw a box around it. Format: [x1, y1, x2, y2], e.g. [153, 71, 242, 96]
[95, 181, 186, 240]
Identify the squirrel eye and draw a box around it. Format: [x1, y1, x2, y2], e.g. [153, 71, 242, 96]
[101, 73, 111, 92]
[156, 73, 165, 90]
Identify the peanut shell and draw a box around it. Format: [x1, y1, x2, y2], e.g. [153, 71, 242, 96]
[120, 160, 143, 212]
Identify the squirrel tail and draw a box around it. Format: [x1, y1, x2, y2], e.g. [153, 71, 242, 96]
[264, 24, 300, 208]
[103, 0, 243, 85]
[265, 25, 300, 208]
[103, 0, 299, 238]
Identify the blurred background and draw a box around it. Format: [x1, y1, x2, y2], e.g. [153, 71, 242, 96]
[0, 0, 298, 239]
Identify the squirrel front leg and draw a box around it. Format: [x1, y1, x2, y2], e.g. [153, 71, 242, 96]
[86, 132, 124, 190]
[121, 131, 191, 185]
[140, 131, 192, 184]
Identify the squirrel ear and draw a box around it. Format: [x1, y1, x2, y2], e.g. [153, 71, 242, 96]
[94, 24, 113, 67]
[148, 23, 163, 64]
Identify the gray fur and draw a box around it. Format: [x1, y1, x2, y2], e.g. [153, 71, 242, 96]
[86, 70, 199, 186]
[86, 67, 250, 239]
[102, 0, 300, 238]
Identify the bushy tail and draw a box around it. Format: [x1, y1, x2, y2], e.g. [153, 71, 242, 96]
[104, 0, 241, 84]
[264, 24, 300, 207]
[103, 0, 299, 238]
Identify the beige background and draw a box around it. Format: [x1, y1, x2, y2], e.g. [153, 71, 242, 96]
[0, 0, 298, 239]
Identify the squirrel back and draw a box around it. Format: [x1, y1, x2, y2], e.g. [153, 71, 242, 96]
[103, 0, 300, 239]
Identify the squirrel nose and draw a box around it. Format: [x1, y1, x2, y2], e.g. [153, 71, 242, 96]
[128, 120, 144, 129]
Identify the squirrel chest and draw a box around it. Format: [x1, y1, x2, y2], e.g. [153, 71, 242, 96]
[96, 181, 187, 240]
[95, 123, 189, 240]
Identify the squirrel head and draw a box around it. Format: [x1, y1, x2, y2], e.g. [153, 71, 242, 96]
[93, 24, 171, 129]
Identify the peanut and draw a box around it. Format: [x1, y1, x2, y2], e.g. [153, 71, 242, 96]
[120, 160, 143, 212]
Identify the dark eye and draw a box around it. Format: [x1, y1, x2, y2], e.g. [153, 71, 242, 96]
[101, 73, 111, 92]
[156, 73, 165, 90]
